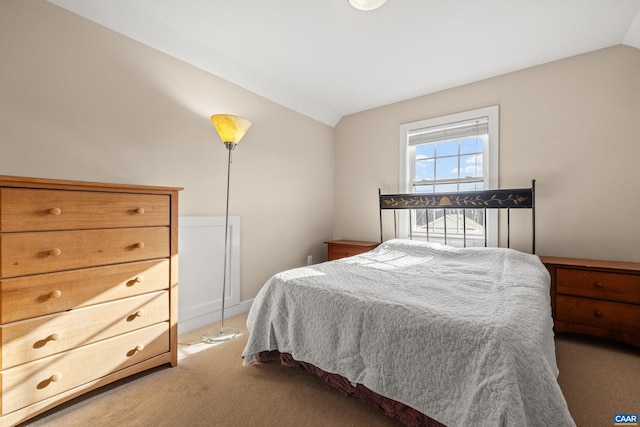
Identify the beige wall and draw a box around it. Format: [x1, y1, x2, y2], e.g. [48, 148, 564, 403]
[335, 45, 640, 262]
[2, 1, 639, 309]
[0, 0, 335, 301]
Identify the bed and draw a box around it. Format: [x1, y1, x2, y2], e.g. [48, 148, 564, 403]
[242, 182, 575, 427]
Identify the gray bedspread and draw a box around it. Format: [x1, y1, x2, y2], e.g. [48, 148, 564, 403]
[243, 239, 575, 427]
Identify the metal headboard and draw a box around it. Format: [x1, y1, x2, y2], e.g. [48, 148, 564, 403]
[379, 179, 536, 253]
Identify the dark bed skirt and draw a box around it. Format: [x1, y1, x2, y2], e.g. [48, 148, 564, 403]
[256, 350, 446, 427]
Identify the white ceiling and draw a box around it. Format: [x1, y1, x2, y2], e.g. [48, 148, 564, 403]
[49, 0, 640, 127]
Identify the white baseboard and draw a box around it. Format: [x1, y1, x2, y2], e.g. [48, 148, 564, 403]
[178, 299, 253, 335]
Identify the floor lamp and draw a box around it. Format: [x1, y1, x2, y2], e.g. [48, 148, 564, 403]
[203, 114, 252, 343]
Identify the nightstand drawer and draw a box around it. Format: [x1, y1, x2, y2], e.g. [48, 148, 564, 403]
[326, 240, 379, 261]
[328, 245, 366, 260]
[557, 268, 640, 304]
[0, 188, 170, 232]
[556, 295, 640, 334]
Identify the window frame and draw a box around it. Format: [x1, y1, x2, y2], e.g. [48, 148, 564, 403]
[398, 105, 499, 246]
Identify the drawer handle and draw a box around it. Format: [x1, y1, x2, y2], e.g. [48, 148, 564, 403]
[126, 276, 144, 287]
[127, 309, 146, 322]
[37, 372, 63, 389]
[594, 310, 603, 318]
[49, 207, 62, 216]
[34, 332, 62, 349]
[135, 207, 145, 215]
[49, 290, 62, 299]
[49, 248, 62, 257]
[594, 282, 604, 289]
[127, 344, 146, 357]
[135, 242, 145, 249]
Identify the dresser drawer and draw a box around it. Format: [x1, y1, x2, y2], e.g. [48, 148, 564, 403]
[1, 322, 170, 415]
[0, 259, 169, 323]
[0, 227, 169, 277]
[557, 268, 640, 304]
[0, 188, 170, 232]
[556, 295, 640, 334]
[1, 291, 169, 369]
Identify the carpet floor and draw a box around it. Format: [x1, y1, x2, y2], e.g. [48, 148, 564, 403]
[19, 312, 640, 427]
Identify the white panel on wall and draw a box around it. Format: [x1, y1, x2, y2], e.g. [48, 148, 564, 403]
[178, 216, 240, 334]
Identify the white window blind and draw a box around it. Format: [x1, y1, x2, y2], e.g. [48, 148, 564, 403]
[408, 117, 489, 146]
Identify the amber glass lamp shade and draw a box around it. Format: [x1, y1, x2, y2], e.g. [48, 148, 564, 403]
[210, 114, 252, 146]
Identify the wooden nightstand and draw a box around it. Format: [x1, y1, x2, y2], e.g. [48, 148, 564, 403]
[325, 240, 379, 261]
[541, 256, 640, 348]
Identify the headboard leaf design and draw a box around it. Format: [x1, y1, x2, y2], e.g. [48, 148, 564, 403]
[378, 180, 536, 253]
[379, 188, 533, 210]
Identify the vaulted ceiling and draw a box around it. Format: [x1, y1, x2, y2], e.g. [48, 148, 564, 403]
[49, 0, 640, 126]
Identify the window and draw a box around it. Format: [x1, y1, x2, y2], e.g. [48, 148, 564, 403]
[398, 106, 499, 246]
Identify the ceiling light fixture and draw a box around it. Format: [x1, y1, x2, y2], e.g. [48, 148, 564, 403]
[349, 0, 387, 11]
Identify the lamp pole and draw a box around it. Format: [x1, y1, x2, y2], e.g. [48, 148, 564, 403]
[219, 143, 234, 335]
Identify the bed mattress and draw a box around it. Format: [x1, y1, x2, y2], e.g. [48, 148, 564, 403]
[243, 239, 575, 426]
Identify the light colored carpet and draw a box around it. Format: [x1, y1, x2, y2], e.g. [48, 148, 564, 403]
[20, 313, 401, 427]
[19, 312, 640, 427]
[554, 332, 640, 427]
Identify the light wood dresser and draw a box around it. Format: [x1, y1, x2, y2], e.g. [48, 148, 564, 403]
[541, 256, 640, 348]
[0, 175, 181, 425]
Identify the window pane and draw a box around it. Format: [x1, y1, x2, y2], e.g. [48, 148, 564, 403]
[414, 210, 428, 230]
[424, 209, 486, 236]
[415, 184, 434, 193]
[415, 144, 435, 158]
[415, 158, 434, 181]
[435, 156, 459, 180]
[435, 140, 458, 157]
[460, 137, 482, 154]
[434, 183, 457, 192]
[459, 181, 484, 192]
[459, 154, 483, 178]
